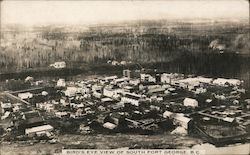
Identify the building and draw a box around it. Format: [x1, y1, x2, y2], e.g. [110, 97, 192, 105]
[93, 91, 102, 98]
[18, 92, 33, 100]
[140, 74, 155, 82]
[57, 79, 66, 87]
[148, 88, 165, 95]
[123, 69, 131, 78]
[64, 87, 80, 97]
[121, 93, 141, 106]
[114, 77, 129, 85]
[0, 102, 12, 113]
[155, 74, 161, 83]
[50, 61, 66, 69]
[25, 124, 54, 136]
[103, 87, 122, 99]
[55, 112, 69, 118]
[213, 78, 241, 86]
[163, 110, 174, 118]
[104, 76, 118, 82]
[173, 114, 191, 130]
[183, 98, 198, 107]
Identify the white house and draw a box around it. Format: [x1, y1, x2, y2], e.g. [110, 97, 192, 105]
[213, 78, 241, 86]
[103, 87, 122, 99]
[18, 92, 33, 100]
[114, 77, 129, 84]
[121, 93, 141, 106]
[55, 112, 68, 118]
[64, 87, 80, 97]
[183, 98, 198, 107]
[173, 114, 191, 130]
[57, 79, 66, 87]
[163, 110, 174, 118]
[1, 102, 12, 113]
[25, 124, 54, 136]
[50, 61, 66, 69]
[140, 74, 155, 82]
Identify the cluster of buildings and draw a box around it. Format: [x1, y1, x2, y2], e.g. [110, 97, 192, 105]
[0, 69, 249, 145]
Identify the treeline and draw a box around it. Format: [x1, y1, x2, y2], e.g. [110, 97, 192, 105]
[0, 24, 249, 73]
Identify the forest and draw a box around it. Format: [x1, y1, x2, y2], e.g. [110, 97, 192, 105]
[0, 21, 249, 85]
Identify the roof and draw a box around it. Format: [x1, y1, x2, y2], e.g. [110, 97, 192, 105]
[104, 76, 118, 80]
[124, 93, 141, 100]
[24, 111, 40, 119]
[114, 77, 129, 83]
[25, 124, 54, 134]
[26, 117, 44, 125]
[223, 117, 235, 123]
[103, 122, 117, 129]
[163, 111, 173, 118]
[213, 78, 241, 86]
[174, 115, 191, 123]
[184, 98, 198, 104]
[1, 102, 12, 108]
[101, 97, 113, 102]
[148, 88, 165, 94]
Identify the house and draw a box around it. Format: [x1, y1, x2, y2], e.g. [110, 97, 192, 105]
[103, 87, 122, 99]
[0, 102, 12, 113]
[111, 61, 119, 66]
[140, 74, 155, 82]
[103, 122, 117, 130]
[183, 98, 198, 108]
[41, 91, 48, 96]
[13, 103, 25, 112]
[194, 87, 207, 94]
[50, 61, 66, 69]
[123, 69, 131, 78]
[101, 97, 113, 103]
[25, 124, 54, 136]
[123, 86, 134, 93]
[161, 73, 182, 84]
[121, 93, 141, 106]
[120, 61, 127, 65]
[148, 88, 165, 95]
[173, 114, 191, 130]
[36, 102, 54, 112]
[57, 79, 66, 87]
[93, 91, 102, 98]
[129, 79, 140, 86]
[22, 111, 45, 128]
[114, 77, 129, 85]
[163, 110, 174, 118]
[104, 76, 118, 82]
[98, 105, 106, 111]
[213, 78, 241, 86]
[92, 84, 103, 92]
[64, 87, 80, 97]
[55, 112, 69, 118]
[25, 76, 34, 82]
[18, 92, 33, 100]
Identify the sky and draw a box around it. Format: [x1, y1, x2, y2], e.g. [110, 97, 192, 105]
[1, 0, 249, 26]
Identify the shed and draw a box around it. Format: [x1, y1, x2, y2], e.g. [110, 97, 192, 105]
[25, 124, 54, 135]
[183, 98, 198, 107]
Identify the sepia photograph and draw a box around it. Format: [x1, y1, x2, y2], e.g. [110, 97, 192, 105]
[0, 0, 249, 155]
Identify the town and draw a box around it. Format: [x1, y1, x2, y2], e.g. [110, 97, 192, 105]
[1, 65, 250, 147]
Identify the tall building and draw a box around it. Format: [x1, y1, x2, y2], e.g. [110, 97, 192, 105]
[123, 69, 131, 78]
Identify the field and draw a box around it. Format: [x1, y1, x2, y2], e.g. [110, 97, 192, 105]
[0, 133, 202, 155]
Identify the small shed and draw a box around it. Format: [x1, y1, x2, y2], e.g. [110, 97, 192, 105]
[183, 98, 198, 107]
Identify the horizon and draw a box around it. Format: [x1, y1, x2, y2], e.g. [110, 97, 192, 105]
[1, 0, 249, 26]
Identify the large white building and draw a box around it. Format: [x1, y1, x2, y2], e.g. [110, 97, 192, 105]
[50, 61, 66, 69]
[25, 124, 54, 136]
[121, 93, 141, 106]
[183, 98, 198, 107]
